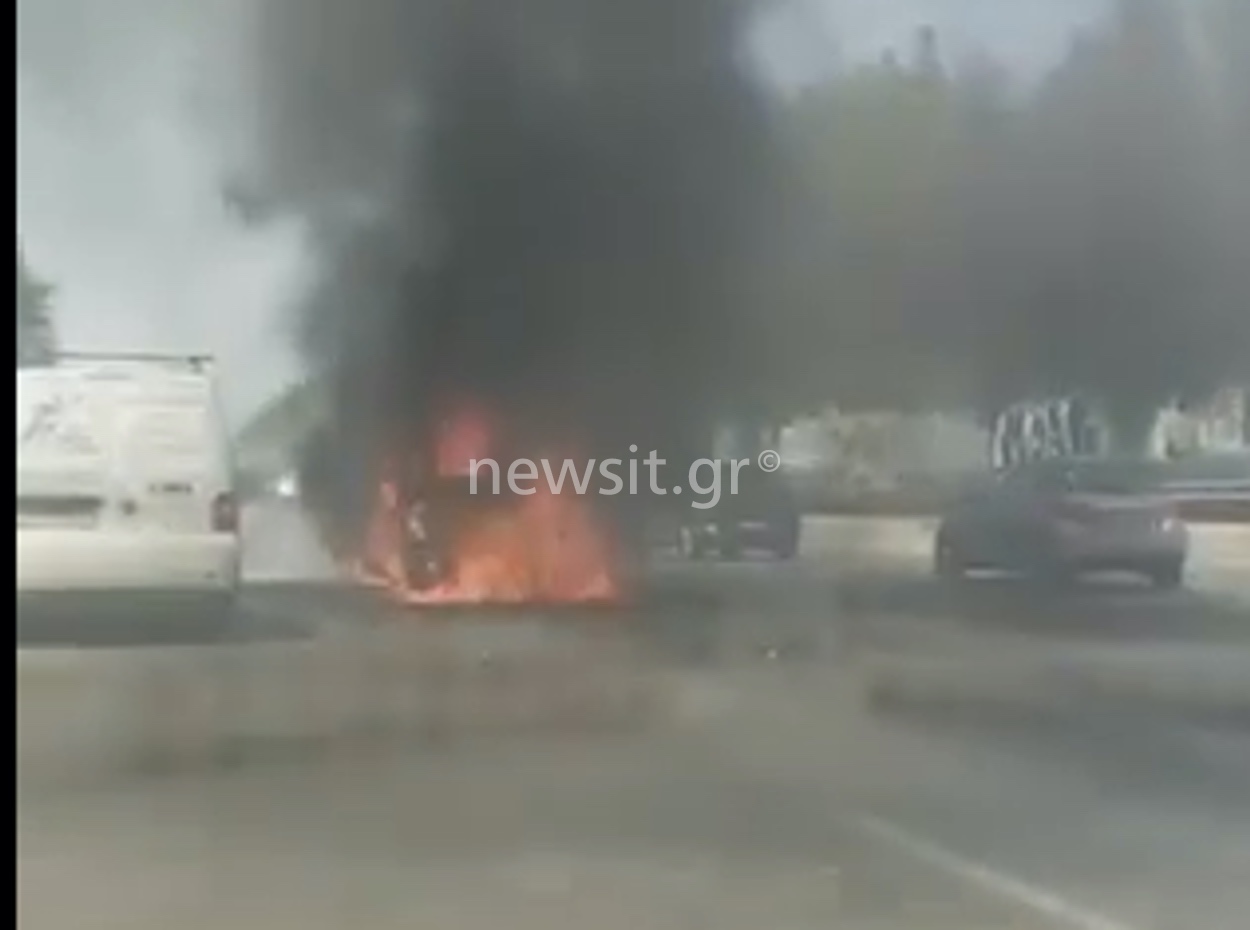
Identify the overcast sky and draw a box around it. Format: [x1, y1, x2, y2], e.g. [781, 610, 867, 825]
[16, 0, 1106, 426]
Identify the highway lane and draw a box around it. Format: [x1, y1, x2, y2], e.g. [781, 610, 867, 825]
[672, 526, 1250, 930]
[802, 514, 1250, 619]
[19, 724, 1069, 930]
[17, 502, 1250, 929]
[18, 631, 1250, 929]
[679, 666, 1250, 930]
[23, 501, 1238, 648]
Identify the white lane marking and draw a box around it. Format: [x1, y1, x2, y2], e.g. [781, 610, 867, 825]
[857, 814, 1142, 930]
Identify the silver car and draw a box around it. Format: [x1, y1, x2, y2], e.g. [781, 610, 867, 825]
[934, 458, 1189, 588]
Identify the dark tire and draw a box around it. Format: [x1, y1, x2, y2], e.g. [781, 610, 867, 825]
[773, 524, 800, 560]
[718, 530, 742, 561]
[1148, 561, 1184, 591]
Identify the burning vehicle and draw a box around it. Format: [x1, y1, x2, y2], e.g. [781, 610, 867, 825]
[270, 0, 781, 613]
[336, 403, 638, 607]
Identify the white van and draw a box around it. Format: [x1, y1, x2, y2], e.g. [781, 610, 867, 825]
[17, 354, 241, 624]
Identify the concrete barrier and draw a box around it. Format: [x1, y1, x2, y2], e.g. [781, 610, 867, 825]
[1189, 523, 1250, 572]
[800, 490, 1250, 523]
[804, 516, 1249, 599]
[801, 516, 936, 574]
[863, 641, 1250, 725]
[805, 515, 1250, 562]
[17, 623, 666, 789]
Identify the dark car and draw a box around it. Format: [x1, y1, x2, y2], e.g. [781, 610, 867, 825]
[676, 468, 801, 561]
[934, 457, 1188, 587]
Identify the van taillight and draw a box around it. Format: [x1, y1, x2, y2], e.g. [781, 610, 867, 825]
[212, 493, 239, 533]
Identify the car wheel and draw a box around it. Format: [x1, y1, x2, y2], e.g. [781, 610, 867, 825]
[719, 531, 742, 561]
[773, 528, 799, 560]
[933, 535, 965, 580]
[1149, 561, 1184, 590]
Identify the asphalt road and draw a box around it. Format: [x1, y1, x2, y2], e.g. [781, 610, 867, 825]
[17, 501, 1250, 930]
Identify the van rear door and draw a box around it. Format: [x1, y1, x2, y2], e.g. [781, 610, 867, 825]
[17, 369, 119, 530]
[111, 373, 232, 535]
[17, 365, 233, 536]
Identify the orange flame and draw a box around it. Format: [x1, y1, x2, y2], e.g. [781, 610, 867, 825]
[355, 484, 620, 605]
[353, 411, 620, 605]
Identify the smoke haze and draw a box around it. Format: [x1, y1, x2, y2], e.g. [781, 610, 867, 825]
[17, 0, 1247, 455]
[233, 0, 789, 480]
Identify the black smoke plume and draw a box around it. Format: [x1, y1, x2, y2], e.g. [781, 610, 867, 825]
[236, 0, 782, 544]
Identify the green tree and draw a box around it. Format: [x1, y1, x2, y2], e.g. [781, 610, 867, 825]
[988, 0, 1242, 449]
[778, 26, 982, 412]
[17, 247, 56, 366]
[780, 8, 1248, 446]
